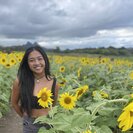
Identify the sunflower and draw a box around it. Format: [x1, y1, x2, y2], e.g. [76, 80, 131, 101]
[9, 57, 17, 66]
[59, 66, 65, 73]
[59, 78, 67, 87]
[80, 58, 86, 64]
[117, 102, 133, 131]
[0, 55, 7, 66]
[100, 58, 106, 64]
[100, 91, 109, 99]
[37, 87, 53, 108]
[59, 92, 77, 110]
[75, 85, 88, 99]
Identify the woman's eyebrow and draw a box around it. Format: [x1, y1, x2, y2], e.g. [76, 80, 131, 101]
[28, 56, 43, 59]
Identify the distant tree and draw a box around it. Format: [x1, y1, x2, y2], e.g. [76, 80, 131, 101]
[118, 49, 130, 56]
[64, 49, 71, 53]
[108, 46, 116, 49]
[54, 46, 61, 52]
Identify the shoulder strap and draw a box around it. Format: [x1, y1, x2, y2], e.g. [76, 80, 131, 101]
[51, 78, 56, 100]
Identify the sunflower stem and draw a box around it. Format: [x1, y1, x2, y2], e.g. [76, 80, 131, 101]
[50, 104, 53, 119]
[72, 79, 81, 86]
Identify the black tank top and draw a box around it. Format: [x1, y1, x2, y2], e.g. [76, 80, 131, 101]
[31, 78, 56, 109]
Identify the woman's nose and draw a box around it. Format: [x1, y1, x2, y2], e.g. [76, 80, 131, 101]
[34, 59, 40, 64]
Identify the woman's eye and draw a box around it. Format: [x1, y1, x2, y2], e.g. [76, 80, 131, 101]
[28, 57, 43, 62]
[29, 59, 35, 62]
[38, 58, 43, 61]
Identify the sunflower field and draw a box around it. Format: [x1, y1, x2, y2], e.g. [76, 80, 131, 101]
[1, 51, 133, 133]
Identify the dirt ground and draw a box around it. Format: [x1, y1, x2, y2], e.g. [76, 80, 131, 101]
[0, 107, 22, 133]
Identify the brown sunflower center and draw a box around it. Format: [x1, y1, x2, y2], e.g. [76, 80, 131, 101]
[64, 97, 71, 104]
[6, 64, 10, 67]
[41, 93, 48, 101]
[130, 111, 133, 117]
[78, 89, 83, 96]
[11, 60, 15, 63]
[2, 59, 5, 62]
[61, 68, 64, 71]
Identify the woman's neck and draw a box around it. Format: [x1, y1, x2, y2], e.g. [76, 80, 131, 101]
[34, 74, 46, 83]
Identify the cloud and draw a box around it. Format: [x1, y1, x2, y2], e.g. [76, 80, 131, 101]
[0, 0, 133, 49]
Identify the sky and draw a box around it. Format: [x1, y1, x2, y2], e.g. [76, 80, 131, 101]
[0, 0, 133, 50]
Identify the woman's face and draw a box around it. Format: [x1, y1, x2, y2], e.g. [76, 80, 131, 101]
[28, 50, 45, 75]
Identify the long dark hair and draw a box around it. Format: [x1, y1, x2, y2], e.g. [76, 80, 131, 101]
[18, 45, 52, 116]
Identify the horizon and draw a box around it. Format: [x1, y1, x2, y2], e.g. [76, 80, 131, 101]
[0, 41, 133, 51]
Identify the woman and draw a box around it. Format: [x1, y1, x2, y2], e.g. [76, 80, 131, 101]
[11, 45, 60, 133]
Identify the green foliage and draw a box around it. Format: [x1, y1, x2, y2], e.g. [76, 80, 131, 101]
[0, 65, 17, 117]
[35, 107, 92, 133]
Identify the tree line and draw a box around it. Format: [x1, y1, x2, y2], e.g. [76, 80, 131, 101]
[63, 46, 133, 56]
[0, 42, 133, 56]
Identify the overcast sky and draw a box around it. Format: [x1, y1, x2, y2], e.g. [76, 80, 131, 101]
[0, 0, 133, 49]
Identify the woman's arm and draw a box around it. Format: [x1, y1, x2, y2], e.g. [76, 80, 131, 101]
[11, 78, 23, 117]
